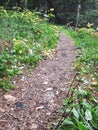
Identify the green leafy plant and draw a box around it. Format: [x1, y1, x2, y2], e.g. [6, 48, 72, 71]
[57, 26, 98, 130]
[0, 7, 59, 90]
[56, 87, 98, 130]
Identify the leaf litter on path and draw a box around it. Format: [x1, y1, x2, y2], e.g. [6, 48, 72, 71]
[0, 33, 76, 130]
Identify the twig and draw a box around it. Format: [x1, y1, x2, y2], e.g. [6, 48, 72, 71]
[66, 72, 78, 97]
[55, 72, 78, 130]
[0, 120, 7, 122]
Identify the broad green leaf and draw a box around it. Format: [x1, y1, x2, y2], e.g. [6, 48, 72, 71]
[78, 87, 87, 95]
[82, 100, 91, 109]
[63, 99, 69, 106]
[78, 122, 88, 130]
[85, 109, 92, 121]
[63, 119, 74, 125]
[93, 106, 98, 119]
[72, 108, 79, 119]
[75, 118, 88, 130]
[91, 96, 98, 103]
[66, 108, 71, 113]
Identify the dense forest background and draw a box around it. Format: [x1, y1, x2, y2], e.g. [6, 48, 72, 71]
[0, 0, 98, 27]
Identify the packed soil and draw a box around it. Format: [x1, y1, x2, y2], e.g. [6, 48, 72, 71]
[0, 33, 76, 130]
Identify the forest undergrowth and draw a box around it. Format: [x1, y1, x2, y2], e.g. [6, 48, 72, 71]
[0, 7, 59, 90]
[56, 26, 98, 130]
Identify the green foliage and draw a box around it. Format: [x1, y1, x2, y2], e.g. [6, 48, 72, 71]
[58, 88, 98, 130]
[62, 26, 98, 68]
[58, 26, 98, 130]
[0, 7, 59, 90]
[1, 0, 98, 26]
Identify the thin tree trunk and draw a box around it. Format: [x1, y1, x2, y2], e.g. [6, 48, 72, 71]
[75, 4, 81, 28]
[24, 0, 27, 9]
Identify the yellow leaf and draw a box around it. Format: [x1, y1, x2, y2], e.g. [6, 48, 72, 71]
[50, 8, 54, 12]
[28, 49, 33, 54]
[13, 39, 25, 46]
[87, 22, 94, 28]
[91, 78, 97, 85]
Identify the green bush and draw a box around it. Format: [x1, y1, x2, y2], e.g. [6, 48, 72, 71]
[0, 7, 59, 90]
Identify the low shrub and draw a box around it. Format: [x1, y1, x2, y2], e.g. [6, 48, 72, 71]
[0, 7, 59, 90]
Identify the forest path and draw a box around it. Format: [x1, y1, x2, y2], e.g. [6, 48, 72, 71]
[0, 33, 76, 130]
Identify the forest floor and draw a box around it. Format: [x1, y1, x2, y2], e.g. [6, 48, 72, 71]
[0, 33, 76, 130]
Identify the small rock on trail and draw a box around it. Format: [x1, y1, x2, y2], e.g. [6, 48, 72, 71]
[3, 94, 16, 102]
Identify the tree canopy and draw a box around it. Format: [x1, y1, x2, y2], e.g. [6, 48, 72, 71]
[0, 0, 98, 26]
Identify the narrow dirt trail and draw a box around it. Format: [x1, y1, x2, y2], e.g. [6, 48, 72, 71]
[0, 33, 76, 130]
